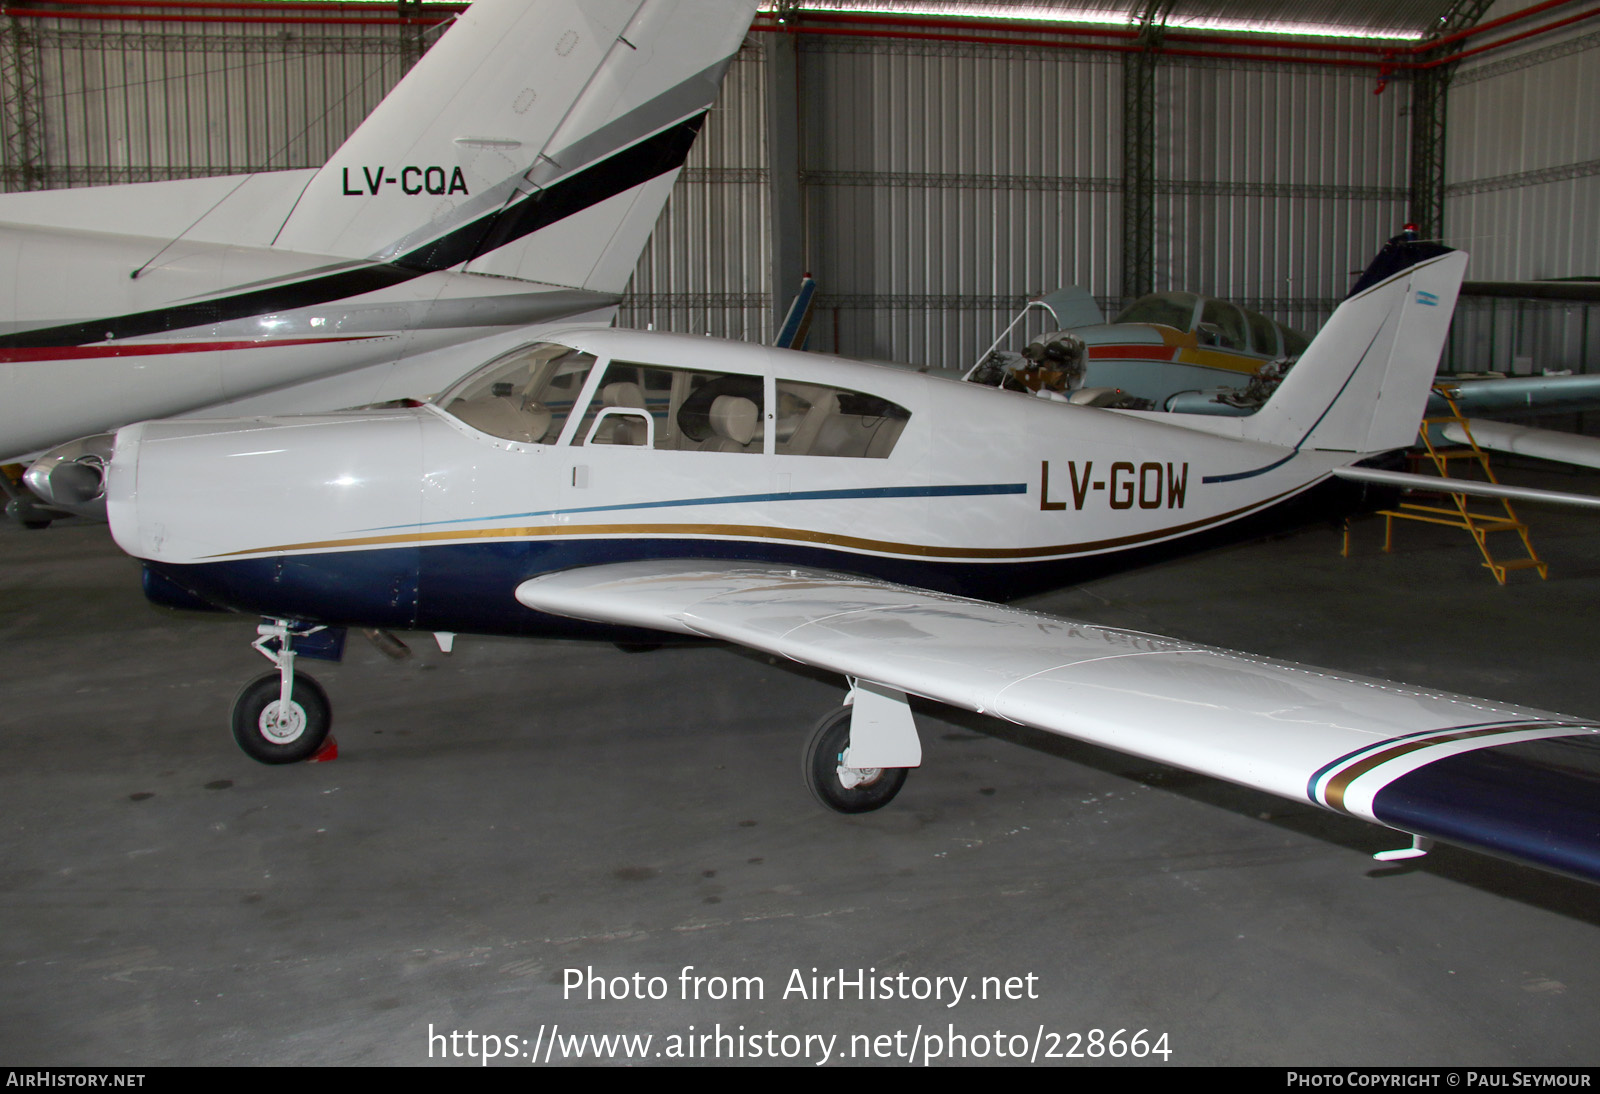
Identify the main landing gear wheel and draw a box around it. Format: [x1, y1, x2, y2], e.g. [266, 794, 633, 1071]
[231, 671, 332, 765]
[803, 705, 908, 814]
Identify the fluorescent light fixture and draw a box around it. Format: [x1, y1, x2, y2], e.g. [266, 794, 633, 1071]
[777, 2, 1425, 41]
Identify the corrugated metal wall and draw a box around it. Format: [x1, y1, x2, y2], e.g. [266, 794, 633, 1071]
[1448, 0, 1600, 282]
[1153, 59, 1411, 334]
[1, 17, 419, 187]
[798, 37, 1121, 368]
[1444, 4, 1600, 377]
[0, 9, 1591, 376]
[614, 41, 772, 343]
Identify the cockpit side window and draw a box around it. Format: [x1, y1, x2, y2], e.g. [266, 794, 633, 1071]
[438, 342, 597, 444]
[1200, 299, 1249, 350]
[570, 360, 766, 453]
[1245, 309, 1281, 356]
[775, 380, 911, 458]
[1280, 324, 1310, 357]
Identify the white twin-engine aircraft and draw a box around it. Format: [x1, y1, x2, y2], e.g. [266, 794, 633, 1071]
[99, 234, 1600, 886]
[0, 0, 758, 473]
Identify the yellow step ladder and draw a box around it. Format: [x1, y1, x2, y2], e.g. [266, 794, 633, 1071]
[1365, 388, 1548, 584]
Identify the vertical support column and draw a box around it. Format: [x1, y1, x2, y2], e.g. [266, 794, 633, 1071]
[1120, 4, 1168, 310]
[0, 6, 46, 192]
[396, 0, 428, 73]
[1406, 0, 1495, 242]
[1408, 64, 1449, 241]
[764, 12, 805, 337]
[1120, 45, 1156, 309]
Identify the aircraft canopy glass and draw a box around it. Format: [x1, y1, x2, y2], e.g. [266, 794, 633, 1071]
[1114, 292, 1310, 359]
[1111, 292, 1199, 331]
[437, 341, 598, 444]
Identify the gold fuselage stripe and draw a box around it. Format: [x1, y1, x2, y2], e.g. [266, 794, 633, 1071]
[202, 484, 1307, 563]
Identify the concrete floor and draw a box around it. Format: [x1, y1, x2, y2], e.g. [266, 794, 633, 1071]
[3, 474, 1599, 1067]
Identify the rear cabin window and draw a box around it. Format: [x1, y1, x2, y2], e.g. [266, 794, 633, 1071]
[438, 342, 597, 444]
[775, 380, 910, 459]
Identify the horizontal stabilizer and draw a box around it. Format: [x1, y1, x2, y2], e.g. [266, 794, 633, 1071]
[519, 560, 1600, 883]
[1332, 465, 1600, 509]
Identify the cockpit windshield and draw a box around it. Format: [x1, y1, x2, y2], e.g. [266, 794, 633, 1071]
[1111, 292, 1201, 330]
[437, 342, 598, 444]
[1113, 292, 1310, 359]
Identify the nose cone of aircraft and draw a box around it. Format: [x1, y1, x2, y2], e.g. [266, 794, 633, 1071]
[104, 410, 426, 566]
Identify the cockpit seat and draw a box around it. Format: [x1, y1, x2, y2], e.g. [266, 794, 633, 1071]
[699, 395, 761, 452]
[593, 381, 650, 446]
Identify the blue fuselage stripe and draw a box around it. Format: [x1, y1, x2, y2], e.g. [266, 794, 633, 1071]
[1201, 452, 1296, 484]
[363, 482, 1028, 532]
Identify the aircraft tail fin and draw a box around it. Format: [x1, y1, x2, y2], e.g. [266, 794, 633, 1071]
[271, 0, 757, 293]
[774, 275, 817, 349]
[1240, 234, 1468, 454]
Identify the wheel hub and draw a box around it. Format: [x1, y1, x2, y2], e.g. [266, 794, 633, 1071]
[832, 751, 883, 786]
[260, 701, 306, 744]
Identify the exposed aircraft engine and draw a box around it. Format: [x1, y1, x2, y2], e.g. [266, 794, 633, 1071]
[1019, 331, 1088, 394]
[1217, 356, 1296, 411]
[23, 433, 114, 521]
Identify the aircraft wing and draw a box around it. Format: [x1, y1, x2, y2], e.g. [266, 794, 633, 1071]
[517, 559, 1600, 884]
[1440, 419, 1600, 472]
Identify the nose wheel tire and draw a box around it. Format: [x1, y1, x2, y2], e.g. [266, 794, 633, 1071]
[802, 705, 908, 814]
[231, 671, 332, 765]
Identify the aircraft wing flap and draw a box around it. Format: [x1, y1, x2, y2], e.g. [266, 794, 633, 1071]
[517, 561, 1600, 883]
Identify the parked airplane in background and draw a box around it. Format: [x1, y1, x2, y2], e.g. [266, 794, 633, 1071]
[976, 250, 1600, 442]
[967, 286, 1311, 410]
[1, 0, 759, 519]
[85, 232, 1600, 886]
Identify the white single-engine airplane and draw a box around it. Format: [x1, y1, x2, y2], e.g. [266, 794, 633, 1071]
[95, 233, 1600, 886]
[2, 0, 758, 511]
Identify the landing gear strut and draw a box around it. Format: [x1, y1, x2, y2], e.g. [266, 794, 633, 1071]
[231, 620, 334, 764]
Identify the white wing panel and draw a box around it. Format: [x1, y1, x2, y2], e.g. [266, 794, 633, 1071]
[1443, 419, 1600, 471]
[515, 560, 1598, 821]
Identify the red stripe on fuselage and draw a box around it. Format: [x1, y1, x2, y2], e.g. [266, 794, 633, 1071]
[0, 337, 376, 363]
[1087, 344, 1179, 361]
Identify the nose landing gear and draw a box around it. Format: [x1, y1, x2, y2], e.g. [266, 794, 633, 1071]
[231, 620, 338, 764]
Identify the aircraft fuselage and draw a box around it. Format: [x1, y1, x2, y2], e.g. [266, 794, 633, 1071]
[0, 222, 619, 459]
[109, 326, 1363, 638]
